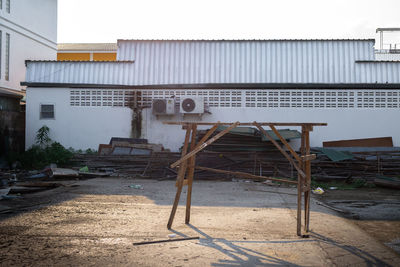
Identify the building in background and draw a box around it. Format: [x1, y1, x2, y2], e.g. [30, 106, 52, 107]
[0, 0, 57, 157]
[0, 0, 57, 93]
[57, 43, 117, 61]
[23, 38, 400, 152]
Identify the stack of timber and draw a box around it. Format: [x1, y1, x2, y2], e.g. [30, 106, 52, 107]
[72, 149, 400, 182]
[72, 151, 292, 180]
[312, 149, 400, 180]
[72, 134, 400, 181]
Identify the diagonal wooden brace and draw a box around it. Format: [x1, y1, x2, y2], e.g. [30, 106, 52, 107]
[254, 122, 306, 179]
[171, 122, 239, 168]
[269, 125, 302, 163]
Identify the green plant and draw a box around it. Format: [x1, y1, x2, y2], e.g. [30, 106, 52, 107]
[85, 148, 97, 154]
[36, 125, 52, 148]
[19, 142, 73, 169]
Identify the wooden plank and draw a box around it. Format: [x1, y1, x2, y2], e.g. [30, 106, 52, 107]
[170, 122, 239, 168]
[186, 124, 197, 224]
[133, 237, 199, 246]
[195, 122, 220, 148]
[167, 126, 192, 229]
[269, 125, 302, 162]
[301, 154, 316, 161]
[195, 166, 298, 184]
[323, 137, 393, 148]
[164, 122, 327, 126]
[254, 122, 306, 179]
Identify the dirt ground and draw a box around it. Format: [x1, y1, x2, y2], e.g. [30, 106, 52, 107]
[0, 178, 399, 266]
[314, 188, 400, 255]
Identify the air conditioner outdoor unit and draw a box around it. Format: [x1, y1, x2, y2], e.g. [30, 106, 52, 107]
[180, 97, 204, 114]
[152, 99, 175, 115]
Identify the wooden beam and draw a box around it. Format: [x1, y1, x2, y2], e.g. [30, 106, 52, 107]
[303, 128, 311, 233]
[163, 122, 327, 127]
[195, 122, 220, 147]
[254, 122, 306, 178]
[195, 166, 298, 184]
[167, 126, 192, 229]
[170, 122, 239, 168]
[269, 125, 302, 162]
[185, 124, 197, 224]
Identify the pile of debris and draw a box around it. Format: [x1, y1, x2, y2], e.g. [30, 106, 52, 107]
[73, 134, 400, 188]
[98, 137, 166, 156]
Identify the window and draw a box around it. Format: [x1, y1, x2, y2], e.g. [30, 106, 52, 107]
[5, 33, 9, 80]
[0, 0, 2, 10]
[0, 31, 2, 78]
[6, 0, 10, 13]
[40, 104, 55, 119]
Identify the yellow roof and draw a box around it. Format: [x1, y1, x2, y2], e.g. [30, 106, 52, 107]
[57, 43, 117, 52]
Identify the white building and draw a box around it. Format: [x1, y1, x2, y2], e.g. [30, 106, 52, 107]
[0, 0, 57, 93]
[23, 39, 400, 151]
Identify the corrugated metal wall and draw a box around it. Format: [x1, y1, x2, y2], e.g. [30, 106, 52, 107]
[25, 40, 400, 85]
[25, 61, 135, 84]
[117, 40, 375, 84]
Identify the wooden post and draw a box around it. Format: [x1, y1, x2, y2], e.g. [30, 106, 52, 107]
[303, 127, 311, 234]
[185, 124, 197, 224]
[297, 129, 306, 236]
[167, 125, 192, 229]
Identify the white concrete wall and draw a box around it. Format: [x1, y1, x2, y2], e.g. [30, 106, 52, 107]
[142, 107, 400, 152]
[26, 88, 133, 150]
[0, 0, 57, 91]
[26, 87, 400, 151]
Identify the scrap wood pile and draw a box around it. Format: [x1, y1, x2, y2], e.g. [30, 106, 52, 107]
[72, 134, 400, 184]
[72, 151, 292, 180]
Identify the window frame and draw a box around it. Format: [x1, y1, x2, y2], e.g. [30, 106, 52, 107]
[40, 103, 55, 120]
[5, 32, 9, 81]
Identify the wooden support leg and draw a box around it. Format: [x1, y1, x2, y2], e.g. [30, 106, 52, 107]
[303, 129, 311, 233]
[297, 129, 306, 237]
[185, 125, 197, 224]
[167, 125, 192, 229]
[297, 172, 302, 237]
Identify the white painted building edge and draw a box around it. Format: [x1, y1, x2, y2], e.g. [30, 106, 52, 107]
[0, 0, 57, 91]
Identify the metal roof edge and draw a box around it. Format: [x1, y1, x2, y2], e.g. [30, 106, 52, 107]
[20, 82, 400, 90]
[0, 88, 24, 99]
[25, 60, 134, 65]
[356, 60, 400, 63]
[117, 38, 375, 42]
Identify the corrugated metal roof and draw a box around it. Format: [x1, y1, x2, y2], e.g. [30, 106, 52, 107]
[116, 40, 375, 84]
[25, 60, 133, 64]
[57, 43, 117, 51]
[0, 88, 24, 98]
[316, 148, 354, 162]
[25, 61, 135, 85]
[117, 38, 376, 42]
[24, 39, 400, 85]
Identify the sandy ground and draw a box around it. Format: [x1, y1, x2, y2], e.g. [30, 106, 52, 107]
[0, 178, 399, 266]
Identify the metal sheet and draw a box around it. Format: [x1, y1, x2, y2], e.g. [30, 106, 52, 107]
[25, 40, 400, 85]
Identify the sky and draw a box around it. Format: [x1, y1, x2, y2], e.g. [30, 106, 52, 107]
[58, 0, 400, 45]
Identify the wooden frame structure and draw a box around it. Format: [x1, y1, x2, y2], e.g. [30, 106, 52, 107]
[164, 121, 327, 237]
